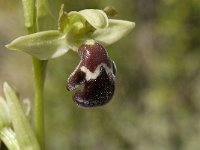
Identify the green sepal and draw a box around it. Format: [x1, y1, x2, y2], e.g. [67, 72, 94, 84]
[91, 19, 135, 46]
[3, 82, 41, 150]
[58, 8, 108, 33]
[6, 30, 69, 60]
[74, 9, 109, 29]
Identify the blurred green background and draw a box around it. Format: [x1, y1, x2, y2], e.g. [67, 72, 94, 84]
[1, 0, 200, 149]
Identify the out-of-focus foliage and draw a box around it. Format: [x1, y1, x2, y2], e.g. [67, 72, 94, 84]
[1, 0, 200, 150]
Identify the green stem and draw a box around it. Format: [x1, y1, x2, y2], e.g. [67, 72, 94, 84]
[30, 0, 47, 149]
[22, 0, 50, 149]
[0, 128, 20, 150]
[32, 58, 47, 150]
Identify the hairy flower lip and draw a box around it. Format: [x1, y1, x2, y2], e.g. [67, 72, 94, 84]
[66, 40, 116, 107]
[73, 67, 115, 108]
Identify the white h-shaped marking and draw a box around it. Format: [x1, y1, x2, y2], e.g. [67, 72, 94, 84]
[80, 63, 113, 81]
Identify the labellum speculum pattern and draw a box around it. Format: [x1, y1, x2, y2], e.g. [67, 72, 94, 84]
[66, 40, 116, 107]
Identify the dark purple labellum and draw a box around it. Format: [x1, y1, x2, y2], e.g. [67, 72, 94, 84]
[66, 40, 116, 107]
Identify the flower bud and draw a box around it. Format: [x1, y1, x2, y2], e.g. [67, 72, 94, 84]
[67, 40, 116, 107]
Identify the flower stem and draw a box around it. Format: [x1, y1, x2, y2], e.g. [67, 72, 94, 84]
[32, 58, 47, 149]
[0, 128, 20, 150]
[22, 0, 50, 149]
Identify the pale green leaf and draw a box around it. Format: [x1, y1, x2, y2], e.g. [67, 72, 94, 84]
[3, 82, 40, 150]
[91, 19, 135, 46]
[69, 9, 109, 29]
[6, 30, 69, 60]
[0, 128, 20, 150]
[0, 97, 10, 131]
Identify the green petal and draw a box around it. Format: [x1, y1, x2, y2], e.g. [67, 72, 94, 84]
[91, 19, 135, 46]
[58, 4, 69, 33]
[103, 6, 118, 17]
[6, 30, 69, 60]
[3, 82, 40, 150]
[69, 9, 109, 29]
